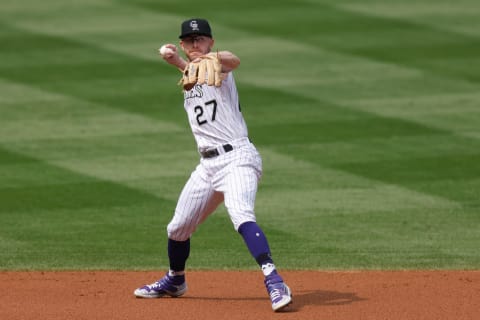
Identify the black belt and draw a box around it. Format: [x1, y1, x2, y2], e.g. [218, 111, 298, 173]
[200, 144, 234, 158]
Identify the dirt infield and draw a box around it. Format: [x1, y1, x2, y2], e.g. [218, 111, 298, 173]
[1, 270, 478, 320]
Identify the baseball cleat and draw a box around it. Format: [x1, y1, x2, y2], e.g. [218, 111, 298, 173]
[134, 273, 187, 298]
[265, 273, 293, 312]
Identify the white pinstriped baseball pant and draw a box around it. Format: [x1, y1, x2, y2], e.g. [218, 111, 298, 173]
[167, 138, 262, 241]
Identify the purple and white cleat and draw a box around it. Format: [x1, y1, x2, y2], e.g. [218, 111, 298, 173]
[134, 273, 187, 298]
[265, 273, 292, 311]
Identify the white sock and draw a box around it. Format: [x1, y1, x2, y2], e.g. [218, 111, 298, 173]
[169, 270, 185, 277]
[261, 263, 276, 276]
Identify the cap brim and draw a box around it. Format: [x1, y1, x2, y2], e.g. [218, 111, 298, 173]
[179, 32, 212, 39]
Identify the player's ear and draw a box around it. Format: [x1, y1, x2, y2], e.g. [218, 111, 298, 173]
[179, 41, 186, 52]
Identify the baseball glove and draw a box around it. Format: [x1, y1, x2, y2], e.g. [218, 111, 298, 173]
[179, 52, 223, 90]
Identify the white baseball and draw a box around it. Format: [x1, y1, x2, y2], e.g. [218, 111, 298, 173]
[159, 45, 174, 57]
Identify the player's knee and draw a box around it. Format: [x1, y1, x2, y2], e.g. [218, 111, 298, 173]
[232, 217, 257, 232]
[167, 222, 193, 241]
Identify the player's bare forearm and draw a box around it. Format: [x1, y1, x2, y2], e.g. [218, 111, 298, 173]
[167, 56, 188, 72]
[216, 51, 240, 73]
[174, 59, 188, 72]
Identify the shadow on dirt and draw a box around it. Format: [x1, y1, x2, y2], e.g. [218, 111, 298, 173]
[182, 289, 365, 313]
[293, 289, 366, 309]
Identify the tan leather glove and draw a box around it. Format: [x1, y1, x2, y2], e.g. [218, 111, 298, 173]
[179, 52, 223, 90]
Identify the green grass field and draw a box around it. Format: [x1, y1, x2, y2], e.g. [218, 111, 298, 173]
[1, 0, 479, 271]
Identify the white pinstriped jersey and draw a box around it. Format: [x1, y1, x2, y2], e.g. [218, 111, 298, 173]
[167, 69, 262, 240]
[183, 72, 248, 150]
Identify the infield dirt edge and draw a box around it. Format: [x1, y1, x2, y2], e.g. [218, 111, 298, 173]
[1, 270, 479, 320]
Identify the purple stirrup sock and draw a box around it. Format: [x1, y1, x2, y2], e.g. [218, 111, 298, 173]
[238, 222, 274, 266]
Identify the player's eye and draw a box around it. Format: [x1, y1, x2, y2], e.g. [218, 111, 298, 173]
[184, 36, 207, 44]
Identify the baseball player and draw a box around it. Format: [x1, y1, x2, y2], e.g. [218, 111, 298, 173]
[134, 18, 292, 312]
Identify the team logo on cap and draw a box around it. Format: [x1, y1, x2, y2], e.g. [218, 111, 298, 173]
[190, 20, 199, 31]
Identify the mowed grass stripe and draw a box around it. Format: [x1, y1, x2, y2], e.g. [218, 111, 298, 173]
[0, 79, 196, 201]
[0, 145, 178, 270]
[240, 85, 478, 208]
[336, 154, 480, 202]
[0, 77, 184, 143]
[0, 24, 184, 123]
[133, 0, 480, 82]
[274, 133, 480, 204]
[281, 134, 480, 167]
[337, 92, 480, 139]
[0, 204, 175, 270]
[257, 150, 459, 214]
[0, 0, 182, 60]
[0, 146, 173, 212]
[337, 0, 480, 37]
[0, 76, 193, 197]
[247, 148, 474, 269]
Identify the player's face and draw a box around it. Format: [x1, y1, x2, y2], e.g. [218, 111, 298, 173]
[180, 35, 214, 61]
